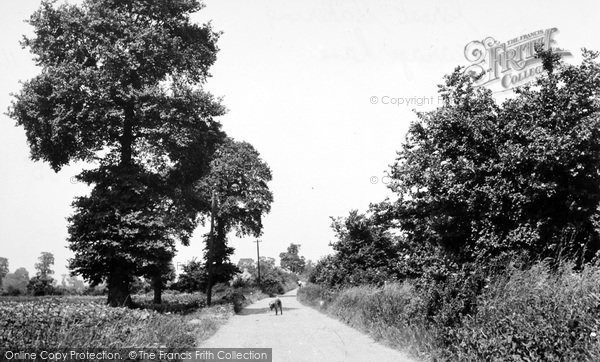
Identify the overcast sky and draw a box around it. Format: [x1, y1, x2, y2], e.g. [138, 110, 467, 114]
[1, 0, 599, 279]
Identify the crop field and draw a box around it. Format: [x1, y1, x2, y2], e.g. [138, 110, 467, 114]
[0, 294, 232, 349]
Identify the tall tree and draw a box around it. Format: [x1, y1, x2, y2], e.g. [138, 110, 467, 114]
[35, 252, 54, 279]
[197, 138, 274, 305]
[9, 0, 225, 306]
[28, 252, 56, 295]
[279, 243, 306, 274]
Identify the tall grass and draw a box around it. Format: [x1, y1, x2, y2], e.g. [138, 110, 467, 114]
[298, 263, 600, 361]
[448, 263, 600, 361]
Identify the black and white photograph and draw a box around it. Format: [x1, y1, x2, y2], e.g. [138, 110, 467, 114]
[2, 1, 600, 361]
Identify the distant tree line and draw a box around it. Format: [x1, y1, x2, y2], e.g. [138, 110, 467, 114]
[0, 252, 89, 296]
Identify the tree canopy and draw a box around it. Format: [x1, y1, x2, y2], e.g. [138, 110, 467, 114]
[311, 49, 600, 289]
[390, 49, 600, 270]
[196, 138, 273, 304]
[9, 0, 226, 306]
[279, 243, 306, 274]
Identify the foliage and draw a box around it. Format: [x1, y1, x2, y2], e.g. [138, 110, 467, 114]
[133, 292, 205, 314]
[171, 259, 206, 293]
[230, 257, 298, 296]
[197, 138, 273, 304]
[304, 49, 600, 360]
[58, 275, 86, 295]
[230, 266, 252, 288]
[34, 252, 54, 279]
[2, 267, 30, 296]
[301, 259, 315, 280]
[27, 252, 57, 296]
[9, 0, 226, 307]
[0, 295, 232, 349]
[27, 276, 55, 296]
[256, 257, 298, 296]
[300, 263, 600, 361]
[279, 243, 306, 274]
[197, 138, 274, 239]
[390, 49, 600, 269]
[446, 263, 600, 361]
[237, 258, 254, 271]
[310, 209, 400, 287]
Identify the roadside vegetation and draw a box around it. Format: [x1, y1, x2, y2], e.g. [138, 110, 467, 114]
[301, 49, 600, 361]
[0, 284, 279, 349]
[0, 293, 229, 349]
[1, 253, 299, 348]
[300, 263, 600, 360]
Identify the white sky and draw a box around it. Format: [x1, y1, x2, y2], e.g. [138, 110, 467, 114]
[1, 0, 599, 278]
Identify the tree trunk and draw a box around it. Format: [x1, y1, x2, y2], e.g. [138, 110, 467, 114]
[206, 191, 217, 306]
[107, 270, 131, 307]
[152, 272, 162, 304]
[106, 101, 135, 309]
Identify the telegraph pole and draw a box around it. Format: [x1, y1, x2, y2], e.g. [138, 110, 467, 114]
[255, 239, 262, 286]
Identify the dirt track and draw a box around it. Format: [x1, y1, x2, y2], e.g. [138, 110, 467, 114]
[200, 289, 415, 362]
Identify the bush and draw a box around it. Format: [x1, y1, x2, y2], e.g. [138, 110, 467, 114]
[220, 290, 246, 313]
[259, 276, 284, 297]
[132, 292, 205, 314]
[27, 276, 56, 296]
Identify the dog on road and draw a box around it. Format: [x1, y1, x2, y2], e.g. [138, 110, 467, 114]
[269, 298, 282, 315]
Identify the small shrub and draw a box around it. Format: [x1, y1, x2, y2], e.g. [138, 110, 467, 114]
[220, 290, 246, 313]
[27, 276, 56, 296]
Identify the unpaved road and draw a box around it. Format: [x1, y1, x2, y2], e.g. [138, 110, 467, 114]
[200, 289, 415, 362]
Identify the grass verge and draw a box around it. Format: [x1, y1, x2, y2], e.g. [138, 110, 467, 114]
[298, 263, 600, 361]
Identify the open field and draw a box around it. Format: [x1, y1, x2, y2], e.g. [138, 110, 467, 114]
[0, 292, 234, 349]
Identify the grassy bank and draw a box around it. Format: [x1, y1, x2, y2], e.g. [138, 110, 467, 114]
[298, 263, 600, 361]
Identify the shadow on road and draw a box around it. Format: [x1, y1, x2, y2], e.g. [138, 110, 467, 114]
[239, 307, 299, 316]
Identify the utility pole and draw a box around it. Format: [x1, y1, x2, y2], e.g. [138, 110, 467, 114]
[255, 239, 262, 286]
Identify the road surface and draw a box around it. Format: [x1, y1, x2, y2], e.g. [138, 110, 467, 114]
[200, 289, 415, 362]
